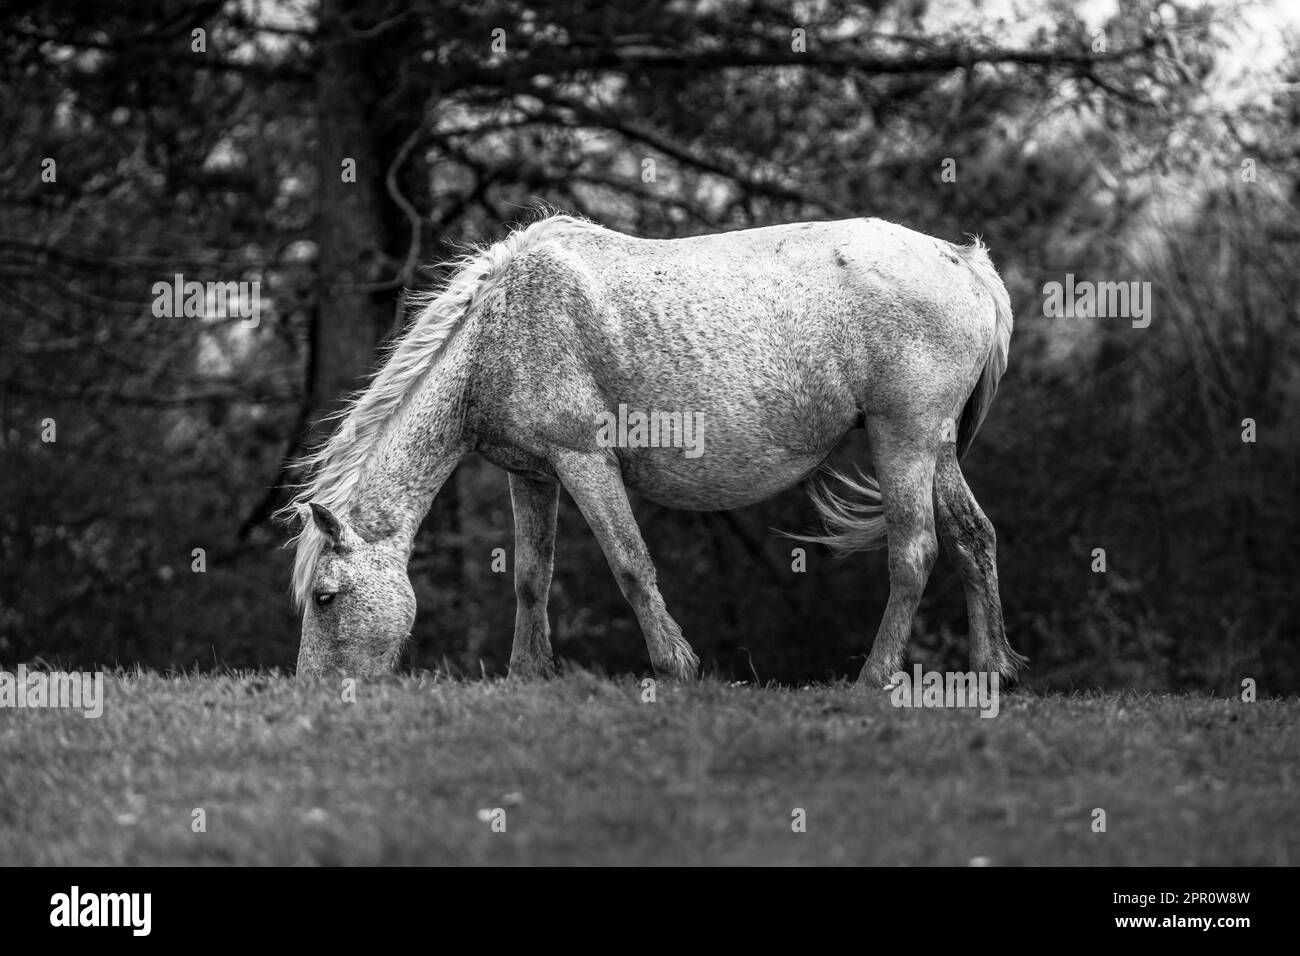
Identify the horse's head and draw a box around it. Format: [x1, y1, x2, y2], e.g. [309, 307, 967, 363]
[296, 502, 415, 678]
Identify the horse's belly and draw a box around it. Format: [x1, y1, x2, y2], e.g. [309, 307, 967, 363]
[618, 443, 829, 510]
[593, 386, 859, 510]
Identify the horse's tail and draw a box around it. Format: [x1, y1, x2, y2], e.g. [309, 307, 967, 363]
[951, 237, 1013, 460]
[786, 463, 888, 555]
[785, 238, 1011, 556]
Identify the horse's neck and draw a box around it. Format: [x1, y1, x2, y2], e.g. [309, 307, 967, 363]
[348, 346, 471, 555]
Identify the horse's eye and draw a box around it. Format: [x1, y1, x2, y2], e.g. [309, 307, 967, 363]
[314, 592, 337, 608]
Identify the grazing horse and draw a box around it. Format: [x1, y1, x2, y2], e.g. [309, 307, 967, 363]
[282, 213, 1026, 685]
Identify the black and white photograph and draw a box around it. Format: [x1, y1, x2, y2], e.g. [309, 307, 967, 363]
[0, 0, 1295, 919]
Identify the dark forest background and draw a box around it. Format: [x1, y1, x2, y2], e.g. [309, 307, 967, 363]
[1, 0, 1297, 692]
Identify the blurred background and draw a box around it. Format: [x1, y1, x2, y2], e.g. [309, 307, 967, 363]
[1, 0, 1296, 691]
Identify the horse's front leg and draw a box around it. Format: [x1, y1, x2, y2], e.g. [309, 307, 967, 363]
[553, 451, 700, 682]
[507, 473, 559, 678]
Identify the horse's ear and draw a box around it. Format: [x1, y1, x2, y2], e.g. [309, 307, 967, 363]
[308, 502, 358, 554]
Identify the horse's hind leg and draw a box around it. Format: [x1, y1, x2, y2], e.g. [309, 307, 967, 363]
[858, 423, 940, 687]
[553, 451, 700, 681]
[932, 443, 1027, 680]
[508, 473, 559, 678]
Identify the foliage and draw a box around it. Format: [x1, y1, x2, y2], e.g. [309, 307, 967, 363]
[0, 0, 1295, 691]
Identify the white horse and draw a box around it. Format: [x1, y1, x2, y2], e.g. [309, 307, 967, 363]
[283, 213, 1026, 685]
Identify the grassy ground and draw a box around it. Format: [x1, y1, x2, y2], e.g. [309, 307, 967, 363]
[1, 671, 1296, 865]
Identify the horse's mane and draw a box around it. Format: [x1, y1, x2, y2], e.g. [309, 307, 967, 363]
[280, 211, 598, 610]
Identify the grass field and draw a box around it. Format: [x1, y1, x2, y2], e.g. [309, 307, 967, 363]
[1, 671, 1296, 865]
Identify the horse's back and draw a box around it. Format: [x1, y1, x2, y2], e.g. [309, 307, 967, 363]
[562, 217, 999, 409]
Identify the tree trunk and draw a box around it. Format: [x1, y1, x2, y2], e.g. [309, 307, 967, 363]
[310, 0, 390, 429]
